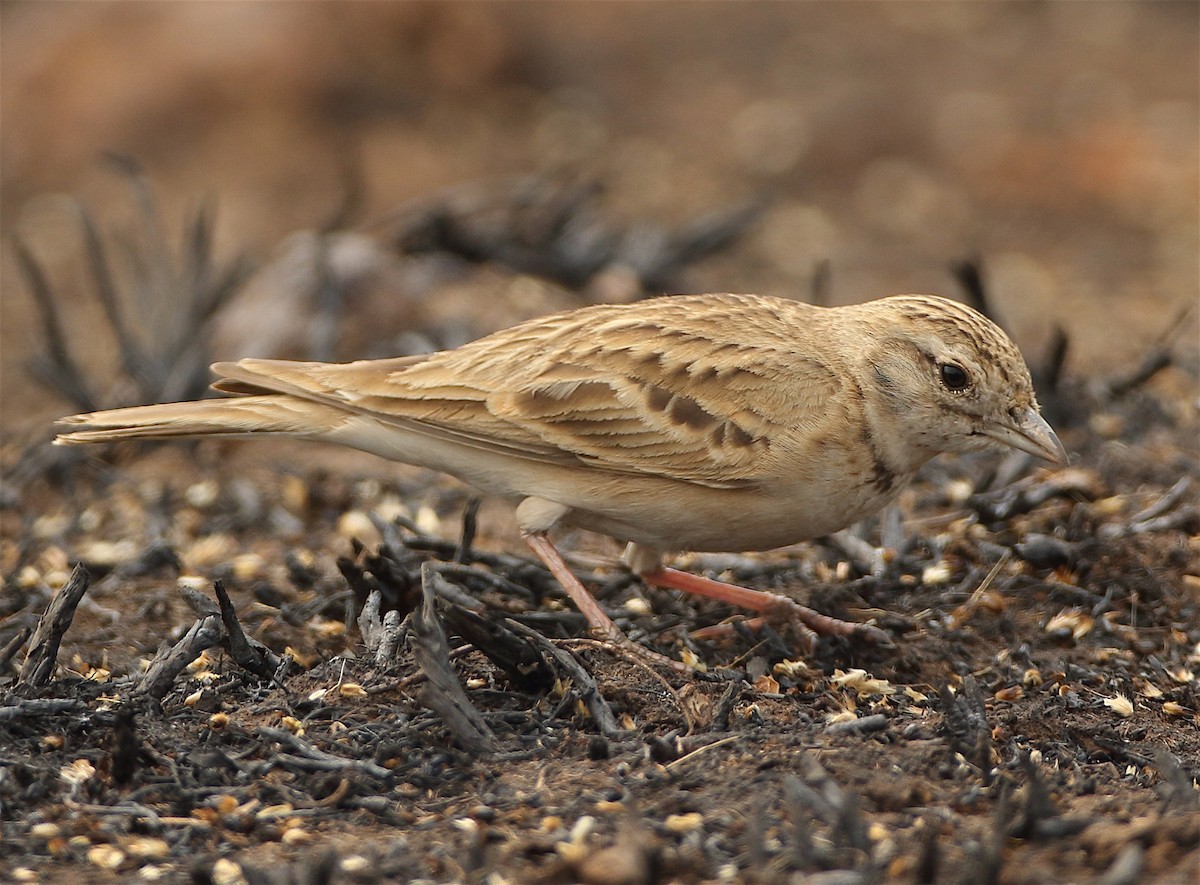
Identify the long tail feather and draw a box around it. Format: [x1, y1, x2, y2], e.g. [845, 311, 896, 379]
[53, 395, 344, 445]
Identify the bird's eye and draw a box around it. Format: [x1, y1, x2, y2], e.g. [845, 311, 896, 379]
[939, 363, 970, 391]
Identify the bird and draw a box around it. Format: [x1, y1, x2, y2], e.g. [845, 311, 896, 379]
[56, 293, 1066, 667]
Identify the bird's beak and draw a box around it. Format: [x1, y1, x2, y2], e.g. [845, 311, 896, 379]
[982, 407, 1068, 465]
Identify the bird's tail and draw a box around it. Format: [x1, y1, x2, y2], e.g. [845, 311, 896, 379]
[54, 395, 342, 446]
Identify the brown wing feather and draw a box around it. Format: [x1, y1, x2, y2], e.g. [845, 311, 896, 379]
[211, 294, 845, 487]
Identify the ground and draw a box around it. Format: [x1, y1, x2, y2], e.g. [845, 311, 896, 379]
[1, 3, 1198, 884]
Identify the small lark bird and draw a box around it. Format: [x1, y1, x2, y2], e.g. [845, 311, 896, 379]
[57, 293, 1066, 662]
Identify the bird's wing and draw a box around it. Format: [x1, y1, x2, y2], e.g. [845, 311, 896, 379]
[214, 295, 844, 489]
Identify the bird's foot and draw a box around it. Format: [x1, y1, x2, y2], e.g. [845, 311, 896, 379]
[640, 567, 893, 649]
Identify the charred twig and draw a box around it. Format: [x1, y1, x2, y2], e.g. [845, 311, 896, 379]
[938, 676, 992, 784]
[375, 610, 405, 671]
[783, 759, 874, 872]
[827, 530, 886, 577]
[427, 564, 493, 610]
[1042, 326, 1070, 393]
[383, 171, 763, 295]
[633, 198, 767, 293]
[257, 727, 393, 780]
[825, 713, 889, 736]
[375, 512, 618, 598]
[1008, 753, 1090, 839]
[358, 588, 407, 671]
[11, 236, 98, 411]
[1098, 844, 1144, 885]
[110, 707, 140, 786]
[0, 627, 32, 673]
[440, 605, 551, 688]
[454, 497, 482, 564]
[308, 231, 344, 363]
[431, 562, 538, 602]
[810, 258, 832, 306]
[951, 258, 999, 328]
[1009, 753, 1058, 838]
[1104, 350, 1173, 399]
[409, 565, 498, 754]
[213, 580, 286, 680]
[18, 157, 253, 431]
[914, 815, 941, 885]
[1099, 478, 1198, 540]
[18, 564, 90, 688]
[971, 777, 1011, 885]
[783, 775, 816, 869]
[181, 584, 221, 618]
[506, 619, 622, 738]
[1115, 505, 1197, 537]
[969, 469, 1097, 523]
[357, 588, 385, 654]
[1100, 303, 1191, 399]
[1129, 476, 1193, 524]
[0, 698, 87, 722]
[138, 614, 224, 700]
[1153, 750, 1200, 813]
[77, 203, 155, 398]
[711, 679, 743, 733]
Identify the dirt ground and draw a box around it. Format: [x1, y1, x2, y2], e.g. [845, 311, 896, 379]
[2, 3, 1198, 884]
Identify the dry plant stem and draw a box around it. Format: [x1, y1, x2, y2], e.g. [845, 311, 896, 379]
[506, 620, 623, 738]
[12, 238, 98, 411]
[410, 565, 498, 754]
[213, 579, 284, 679]
[356, 589, 384, 655]
[18, 564, 91, 688]
[440, 605, 551, 683]
[0, 698, 87, 722]
[0, 627, 32, 673]
[641, 567, 892, 645]
[139, 614, 224, 700]
[375, 609, 404, 671]
[257, 727, 393, 780]
[825, 713, 889, 736]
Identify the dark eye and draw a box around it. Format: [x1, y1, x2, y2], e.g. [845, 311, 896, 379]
[939, 363, 970, 391]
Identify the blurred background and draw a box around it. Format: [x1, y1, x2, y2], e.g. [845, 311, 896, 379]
[2, 0, 1197, 435]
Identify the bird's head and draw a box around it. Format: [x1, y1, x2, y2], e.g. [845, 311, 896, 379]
[855, 295, 1067, 468]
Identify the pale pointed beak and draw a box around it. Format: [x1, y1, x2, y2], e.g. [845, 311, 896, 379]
[981, 407, 1068, 465]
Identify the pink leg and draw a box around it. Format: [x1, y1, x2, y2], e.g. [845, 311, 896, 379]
[523, 533, 690, 671]
[639, 567, 892, 646]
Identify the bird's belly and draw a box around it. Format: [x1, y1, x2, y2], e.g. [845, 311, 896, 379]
[330, 416, 903, 554]
[561, 476, 900, 553]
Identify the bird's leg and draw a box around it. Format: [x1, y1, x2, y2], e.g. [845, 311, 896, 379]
[522, 532, 691, 672]
[638, 567, 892, 646]
[523, 532, 626, 643]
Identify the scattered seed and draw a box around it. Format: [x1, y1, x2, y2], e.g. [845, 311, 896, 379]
[281, 827, 313, 845]
[211, 858, 248, 885]
[664, 812, 704, 834]
[1104, 695, 1135, 718]
[87, 845, 126, 870]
